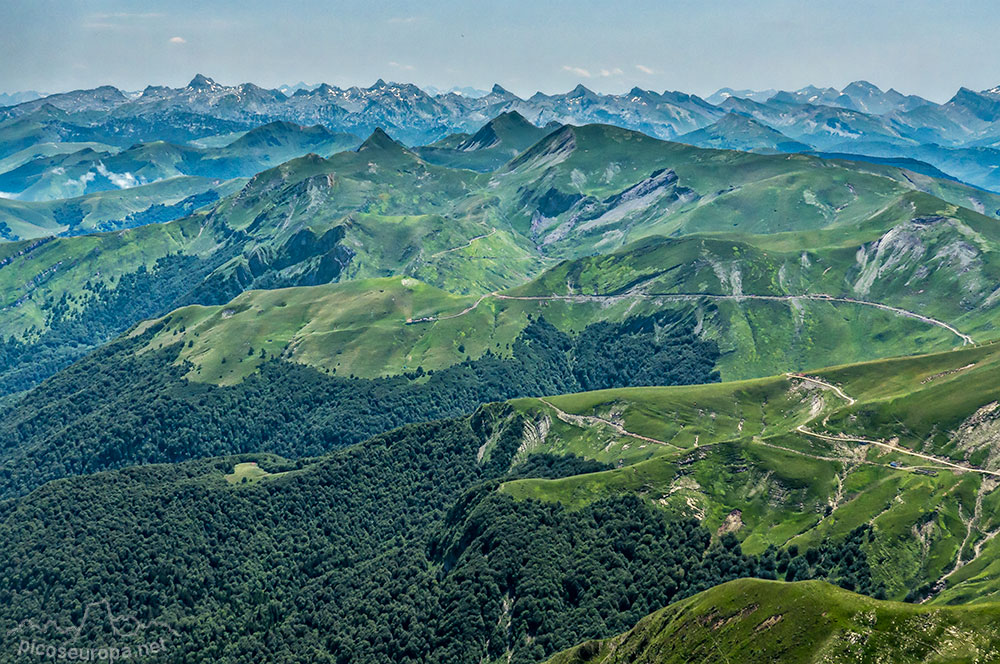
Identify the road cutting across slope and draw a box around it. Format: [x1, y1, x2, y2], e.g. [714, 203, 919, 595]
[409, 290, 975, 345]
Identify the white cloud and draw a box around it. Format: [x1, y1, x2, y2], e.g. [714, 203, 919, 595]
[388, 16, 419, 24]
[635, 64, 656, 75]
[388, 61, 416, 71]
[599, 68, 624, 77]
[96, 162, 140, 189]
[562, 65, 592, 78]
[64, 171, 96, 190]
[169, 36, 186, 44]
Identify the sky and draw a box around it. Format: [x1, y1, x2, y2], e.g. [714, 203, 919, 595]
[1, 0, 999, 101]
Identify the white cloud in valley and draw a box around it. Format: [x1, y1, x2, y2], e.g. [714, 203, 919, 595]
[96, 162, 140, 189]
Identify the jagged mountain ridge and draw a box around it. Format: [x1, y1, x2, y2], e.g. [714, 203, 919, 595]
[6, 75, 1000, 189]
[1, 75, 990, 148]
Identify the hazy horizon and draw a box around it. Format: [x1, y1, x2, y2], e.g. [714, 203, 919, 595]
[2, 0, 999, 103]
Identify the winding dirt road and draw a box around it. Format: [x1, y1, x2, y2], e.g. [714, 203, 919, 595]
[538, 398, 683, 451]
[788, 374, 1000, 478]
[411, 289, 974, 345]
[429, 228, 498, 258]
[535, 370, 998, 481]
[788, 374, 857, 406]
[795, 425, 1000, 479]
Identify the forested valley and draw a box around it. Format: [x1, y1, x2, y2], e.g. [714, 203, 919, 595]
[0, 403, 881, 663]
[0, 311, 719, 498]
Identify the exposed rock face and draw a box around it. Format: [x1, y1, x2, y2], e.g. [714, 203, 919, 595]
[717, 509, 745, 536]
[852, 216, 989, 301]
[954, 401, 1000, 471]
[525, 167, 696, 249]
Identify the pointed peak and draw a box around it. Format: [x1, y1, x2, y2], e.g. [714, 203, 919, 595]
[844, 80, 880, 92]
[494, 110, 530, 124]
[370, 78, 388, 89]
[457, 111, 541, 152]
[505, 124, 577, 171]
[246, 120, 299, 135]
[490, 83, 511, 95]
[718, 111, 755, 123]
[357, 127, 404, 152]
[188, 74, 216, 89]
[569, 83, 595, 97]
[949, 87, 986, 103]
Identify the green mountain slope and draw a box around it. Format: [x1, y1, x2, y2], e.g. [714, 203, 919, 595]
[494, 124, 1000, 253]
[499, 342, 1000, 603]
[139, 269, 959, 388]
[0, 400, 903, 664]
[139, 194, 998, 387]
[6, 238, 987, 498]
[5, 343, 1000, 661]
[0, 131, 534, 394]
[545, 578, 1000, 664]
[7, 301, 1000, 603]
[3, 119, 1000, 397]
[0, 306, 720, 497]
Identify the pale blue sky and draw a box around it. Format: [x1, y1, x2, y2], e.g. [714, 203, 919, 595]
[1, 0, 998, 101]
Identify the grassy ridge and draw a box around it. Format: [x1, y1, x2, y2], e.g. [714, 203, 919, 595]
[495, 124, 1000, 254]
[140, 274, 960, 384]
[545, 578, 1000, 664]
[0, 213, 223, 334]
[142, 204, 998, 384]
[498, 343, 1000, 602]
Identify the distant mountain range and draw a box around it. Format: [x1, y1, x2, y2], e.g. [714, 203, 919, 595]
[0, 120, 358, 201]
[0, 90, 45, 106]
[4, 76, 1000, 191]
